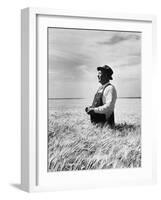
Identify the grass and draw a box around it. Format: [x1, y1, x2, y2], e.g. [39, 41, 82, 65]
[48, 109, 141, 172]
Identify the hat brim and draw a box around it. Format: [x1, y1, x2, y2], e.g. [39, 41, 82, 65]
[97, 67, 104, 71]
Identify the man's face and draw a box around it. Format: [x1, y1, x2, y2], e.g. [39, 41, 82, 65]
[97, 70, 108, 84]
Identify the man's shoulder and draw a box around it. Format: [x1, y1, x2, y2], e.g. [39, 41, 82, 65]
[104, 83, 115, 91]
[103, 83, 117, 96]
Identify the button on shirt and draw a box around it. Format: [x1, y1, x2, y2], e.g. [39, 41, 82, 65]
[93, 82, 117, 119]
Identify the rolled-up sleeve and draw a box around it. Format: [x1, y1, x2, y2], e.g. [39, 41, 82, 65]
[94, 85, 117, 114]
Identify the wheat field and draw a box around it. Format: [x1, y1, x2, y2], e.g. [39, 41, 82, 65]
[48, 98, 141, 172]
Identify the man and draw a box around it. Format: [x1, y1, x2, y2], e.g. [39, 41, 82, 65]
[85, 65, 117, 127]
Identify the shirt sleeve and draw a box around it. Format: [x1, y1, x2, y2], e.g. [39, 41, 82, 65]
[94, 85, 117, 114]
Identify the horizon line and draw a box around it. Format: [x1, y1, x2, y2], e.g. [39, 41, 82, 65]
[48, 97, 141, 99]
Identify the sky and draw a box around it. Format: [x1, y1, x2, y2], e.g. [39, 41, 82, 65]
[48, 28, 141, 99]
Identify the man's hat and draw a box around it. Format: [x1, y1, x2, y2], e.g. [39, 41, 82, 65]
[97, 65, 113, 80]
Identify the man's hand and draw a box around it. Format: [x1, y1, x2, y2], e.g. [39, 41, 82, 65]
[85, 107, 95, 115]
[88, 108, 95, 115]
[85, 107, 89, 113]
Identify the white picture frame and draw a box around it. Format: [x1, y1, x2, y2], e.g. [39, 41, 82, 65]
[21, 7, 157, 192]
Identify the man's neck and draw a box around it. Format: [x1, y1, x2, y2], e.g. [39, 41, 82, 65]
[101, 81, 109, 86]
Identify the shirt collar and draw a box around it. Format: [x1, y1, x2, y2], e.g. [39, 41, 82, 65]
[98, 82, 110, 91]
[101, 81, 110, 88]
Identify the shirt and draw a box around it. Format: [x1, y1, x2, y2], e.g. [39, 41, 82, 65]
[93, 82, 117, 119]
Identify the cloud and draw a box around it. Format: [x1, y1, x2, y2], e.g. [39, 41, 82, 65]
[97, 33, 141, 46]
[48, 50, 92, 81]
[49, 49, 90, 67]
[117, 55, 141, 68]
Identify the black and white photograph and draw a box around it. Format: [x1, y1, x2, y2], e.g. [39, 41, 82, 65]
[47, 27, 141, 172]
